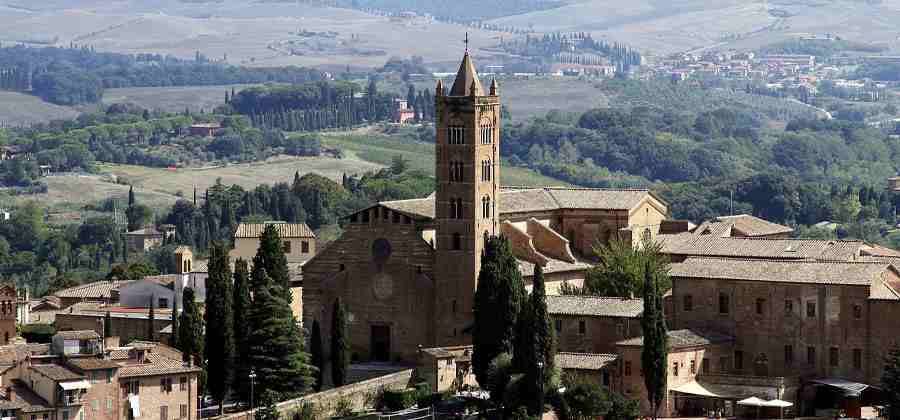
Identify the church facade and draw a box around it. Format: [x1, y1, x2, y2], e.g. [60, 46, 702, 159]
[301, 52, 668, 363]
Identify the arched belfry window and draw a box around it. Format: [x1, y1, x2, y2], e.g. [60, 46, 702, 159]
[481, 126, 493, 144]
[448, 126, 465, 145]
[481, 160, 492, 181]
[482, 196, 491, 219]
[449, 161, 464, 182]
[452, 233, 462, 250]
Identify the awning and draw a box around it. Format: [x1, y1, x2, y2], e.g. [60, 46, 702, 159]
[763, 399, 793, 408]
[809, 378, 869, 397]
[672, 381, 720, 397]
[59, 380, 91, 391]
[737, 397, 767, 407]
[128, 394, 141, 418]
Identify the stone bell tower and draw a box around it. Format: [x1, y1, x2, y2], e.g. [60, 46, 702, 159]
[433, 47, 501, 345]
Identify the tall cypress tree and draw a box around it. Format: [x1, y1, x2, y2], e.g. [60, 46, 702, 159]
[147, 294, 156, 341]
[128, 185, 135, 207]
[250, 224, 291, 298]
[473, 236, 526, 392]
[246, 269, 313, 399]
[310, 319, 324, 391]
[205, 242, 235, 412]
[331, 297, 349, 387]
[232, 259, 252, 402]
[104, 311, 112, 338]
[178, 287, 204, 366]
[641, 261, 668, 420]
[530, 265, 555, 415]
[171, 295, 179, 347]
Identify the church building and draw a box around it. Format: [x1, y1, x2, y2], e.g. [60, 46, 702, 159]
[302, 51, 668, 363]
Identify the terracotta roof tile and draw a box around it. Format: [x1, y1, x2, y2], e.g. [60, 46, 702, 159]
[555, 353, 618, 371]
[546, 296, 643, 318]
[54, 281, 132, 300]
[56, 330, 100, 340]
[517, 258, 591, 277]
[659, 234, 864, 261]
[117, 353, 201, 378]
[66, 358, 121, 371]
[617, 328, 734, 349]
[714, 214, 794, 237]
[669, 257, 891, 286]
[30, 364, 84, 381]
[234, 222, 315, 239]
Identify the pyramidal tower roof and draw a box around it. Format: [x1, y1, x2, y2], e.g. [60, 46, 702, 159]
[449, 52, 484, 96]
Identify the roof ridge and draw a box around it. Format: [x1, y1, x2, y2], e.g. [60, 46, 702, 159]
[682, 256, 886, 265]
[503, 186, 651, 192]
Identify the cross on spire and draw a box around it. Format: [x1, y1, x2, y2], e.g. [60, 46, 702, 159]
[464, 32, 469, 53]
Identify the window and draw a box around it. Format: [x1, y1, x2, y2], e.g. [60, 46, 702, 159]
[853, 349, 862, 370]
[830, 347, 839, 367]
[448, 126, 465, 145]
[158, 298, 168, 308]
[482, 196, 491, 219]
[107, 397, 113, 411]
[734, 351, 744, 371]
[382, 208, 389, 221]
[481, 160, 492, 181]
[624, 361, 632, 376]
[615, 320, 625, 337]
[481, 126, 493, 144]
[785, 345, 794, 366]
[578, 320, 586, 334]
[161, 377, 173, 393]
[807, 346, 816, 366]
[80, 409, 85, 420]
[756, 298, 765, 315]
[180, 405, 188, 420]
[807, 301, 816, 318]
[283, 241, 292, 254]
[452, 233, 462, 251]
[702, 358, 710, 375]
[683, 295, 693, 311]
[719, 357, 729, 372]
[554, 319, 562, 335]
[690, 360, 696, 374]
[301, 241, 310, 253]
[449, 161, 464, 182]
[93, 399, 99, 411]
[350, 213, 358, 223]
[179, 377, 187, 391]
[672, 362, 679, 377]
[719, 293, 730, 314]
[853, 304, 862, 319]
[160, 406, 168, 420]
[451, 300, 457, 313]
[785, 299, 793, 314]
[361, 210, 370, 223]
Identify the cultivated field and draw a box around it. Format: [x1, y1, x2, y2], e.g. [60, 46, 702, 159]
[0, 91, 81, 126]
[103, 85, 256, 113]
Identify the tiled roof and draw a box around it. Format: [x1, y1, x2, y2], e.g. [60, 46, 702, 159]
[517, 258, 591, 277]
[546, 296, 643, 318]
[9, 380, 52, 413]
[449, 52, 484, 96]
[125, 227, 162, 236]
[658, 233, 864, 261]
[617, 328, 734, 349]
[367, 187, 659, 221]
[55, 330, 100, 340]
[669, 257, 892, 286]
[714, 214, 794, 237]
[555, 353, 618, 371]
[54, 281, 132, 300]
[66, 358, 122, 371]
[117, 353, 201, 378]
[0, 344, 49, 366]
[30, 364, 85, 381]
[138, 275, 179, 287]
[234, 222, 315, 238]
[868, 279, 900, 301]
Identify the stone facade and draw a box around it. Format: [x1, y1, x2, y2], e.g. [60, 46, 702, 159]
[0, 285, 17, 345]
[553, 314, 641, 354]
[55, 312, 173, 346]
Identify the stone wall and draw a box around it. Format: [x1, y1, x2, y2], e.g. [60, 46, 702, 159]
[215, 369, 414, 420]
[553, 314, 641, 354]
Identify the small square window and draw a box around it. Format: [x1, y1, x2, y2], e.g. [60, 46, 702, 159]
[683, 295, 693, 312]
[690, 360, 696, 374]
[283, 241, 292, 254]
[807, 346, 816, 365]
[719, 293, 730, 314]
[853, 349, 862, 370]
[807, 301, 816, 318]
[301, 241, 310, 253]
[830, 347, 839, 367]
[554, 319, 562, 335]
[756, 298, 765, 315]
[578, 320, 586, 335]
[785, 299, 793, 314]
[672, 362, 679, 376]
[853, 304, 862, 319]
[624, 361, 632, 376]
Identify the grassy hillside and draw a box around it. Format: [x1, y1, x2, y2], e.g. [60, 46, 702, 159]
[102, 85, 256, 113]
[0, 91, 80, 126]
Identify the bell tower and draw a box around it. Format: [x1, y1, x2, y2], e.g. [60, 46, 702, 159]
[433, 47, 501, 345]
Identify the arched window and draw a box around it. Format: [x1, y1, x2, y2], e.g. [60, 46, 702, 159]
[448, 126, 465, 144]
[456, 198, 463, 218]
[452, 233, 462, 250]
[449, 198, 457, 219]
[481, 160, 492, 181]
[482, 196, 491, 218]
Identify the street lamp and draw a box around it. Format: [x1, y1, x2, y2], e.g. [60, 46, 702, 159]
[249, 370, 257, 416]
[536, 361, 545, 417]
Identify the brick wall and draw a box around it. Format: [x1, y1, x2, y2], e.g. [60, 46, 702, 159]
[215, 369, 414, 420]
[55, 313, 173, 346]
[119, 374, 199, 420]
[553, 314, 641, 354]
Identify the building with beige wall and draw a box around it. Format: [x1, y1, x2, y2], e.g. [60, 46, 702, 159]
[231, 222, 316, 264]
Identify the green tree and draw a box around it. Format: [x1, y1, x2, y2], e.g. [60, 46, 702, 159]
[310, 319, 324, 391]
[641, 261, 668, 420]
[527, 265, 555, 415]
[473, 236, 526, 396]
[104, 311, 112, 338]
[331, 297, 349, 387]
[883, 347, 900, 420]
[254, 390, 281, 420]
[177, 287, 204, 366]
[250, 224, 291, 297]
[565, 238, 670, 298]
[126, 204, 153, 232]
[128, 185, 135, 206]
[147, 294, 156, 341]
[232, 258, 252, 402]
[563, 382, 611, 420]
[171, 296, 179, 347]
[205, 242, 235, 413]
[247, 269, 313, 399]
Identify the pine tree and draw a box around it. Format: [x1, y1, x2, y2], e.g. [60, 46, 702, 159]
[205, 242, 235, 412]
[310, 319, 324, 391]
[331, 297, 349, 387]
[250, 224, 292, 298]
[147, 294, 156, 341]
[247, 269, 313, 399]
[641, 261, 667, 420]
[232, 259, 252, 402]
[178, 287, 204, 366]
[473, 236, 526, 392]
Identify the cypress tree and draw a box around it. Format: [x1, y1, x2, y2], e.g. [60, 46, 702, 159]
[882, 347, 900, 420]
[310, 319, 324, 391]
[178, 287, 204, 366]
[530, 265, 555, 415]
[641, 261, 668, 420]
[330, 297, 349, 387]
[232, 259, 252, 402]
[128, 185, 135, 206]
[473, 236, 526, 392]
[250, 224, 291, 298]
[104, 311, 112, 338]
[171, 296, 179, 347]
[147, 294, 155, 341]
[205, 242, 235, 413]
[246, 269, 313, 399]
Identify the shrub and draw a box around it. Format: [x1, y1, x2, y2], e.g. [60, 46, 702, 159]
[380, 389, 417, 412]
[21, 324, 56, 343]
[333, 397, 353, 418]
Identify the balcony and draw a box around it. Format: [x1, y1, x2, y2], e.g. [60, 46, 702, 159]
[57, 391, 86, 406]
